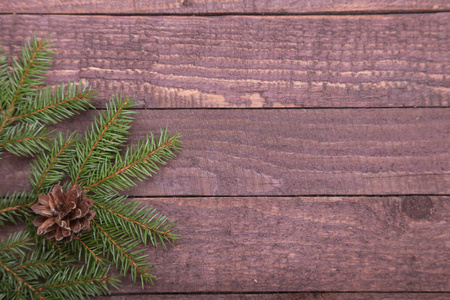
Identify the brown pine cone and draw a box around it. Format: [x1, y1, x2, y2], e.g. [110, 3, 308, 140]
[31, 185, 96, 243]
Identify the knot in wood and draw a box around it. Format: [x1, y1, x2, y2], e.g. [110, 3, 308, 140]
[401, 196, 432, 220]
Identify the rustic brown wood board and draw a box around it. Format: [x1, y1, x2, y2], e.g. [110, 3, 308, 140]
[1, 14, 449, 108]
[1, 0, 450, 14]
[100, 196, 449, 293]
[0, 1, 449, 299]
[96, 295, 450, 300]
[96, 294, 450, 300]
[1, 109, 449, 196]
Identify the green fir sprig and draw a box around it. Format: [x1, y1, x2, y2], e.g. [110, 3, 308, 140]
[0, 36, 182, 299]
[0, 36, 93, 159]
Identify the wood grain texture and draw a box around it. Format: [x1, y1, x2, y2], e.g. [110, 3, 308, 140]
[1, 0, 450, 14]
[69, 196, 450, 292]
[0, 14, 449, 108]
[0, 109, 448, 196]
[96, 293, 450, 299]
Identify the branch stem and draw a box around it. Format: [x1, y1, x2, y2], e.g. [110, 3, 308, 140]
[14, 262, 60, 270]
[0, 135, 47, 147]
[78, 239, 103, 262]
[0, 239, 29, 252]
[0, 203, 32, 214]
[39, 276, 108, 291]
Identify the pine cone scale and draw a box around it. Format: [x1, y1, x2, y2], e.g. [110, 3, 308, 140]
[55, 227, 64, 241]
[70, 219, 81, 233]
[52, 186, 66, 207]
[69, 209, 82, 220]
[31, 184, 96, 243]
[59, 202, 76, 219]
[54, 216, 70, 230]
[62, 228, 71, 237]
[48, 194, 57, 212]
[78, 202, 90, 217]
[38, 194, 50, 207]
[45, 229, 57, 240]
[86, 210, 96, 220]
[31, 204, 53, 217]
[80, 218, 90, 231]
[37, 217, 55, 235]
[32, 216, 47, 227]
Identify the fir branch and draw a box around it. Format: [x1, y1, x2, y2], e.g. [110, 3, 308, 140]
[0, 260, 46, 300]
[77, 239, 103, 263]
[0, 35, 184, 298]
[13, 246, 67, 279]
[0, 231, 116, 300]
[84, 130, 181, 193]
[13, 262, 61, 271]
[11, 81, 94, 124]
[6, 36, 54, 116]
[61, 232, 105, 264]
[70, 93, 136, 186]
[94, 196, 178, 247]
[0, 110, 8, 137]
[92, 219, 156, 287]
[29, 131, 77, 195]
[0, 45, 7, 81]
[45, 238, 70, 260]
[0, 35, 52, 135]
[38, 264, 119, 300]
[0, 231, 46, 300]
[0, 231, 32, 255]
[0, 121, 51, 156]
[0, 46, 8, 114]
[0, 36, 94, 162]
[0, 192, 34, 226]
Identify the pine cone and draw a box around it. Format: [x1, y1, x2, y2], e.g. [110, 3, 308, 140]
[31, 185, 96, 243]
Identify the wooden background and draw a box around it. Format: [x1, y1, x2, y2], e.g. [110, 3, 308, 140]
[0, 1, 449, 299]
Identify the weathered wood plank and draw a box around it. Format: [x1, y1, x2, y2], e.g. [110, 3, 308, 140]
[96, 293, 450, 299]
[1, 197, 448, 292]
[2, 196, 448, 294]
[0, 109, 448, 196]
[1, 0, 450, 14]
[0, 14, 449, 108]
[72, 196, 450, 292]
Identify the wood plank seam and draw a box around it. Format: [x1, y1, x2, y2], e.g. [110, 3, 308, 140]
[3, 10, 450, 16]
[2, 0, 450, 15]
